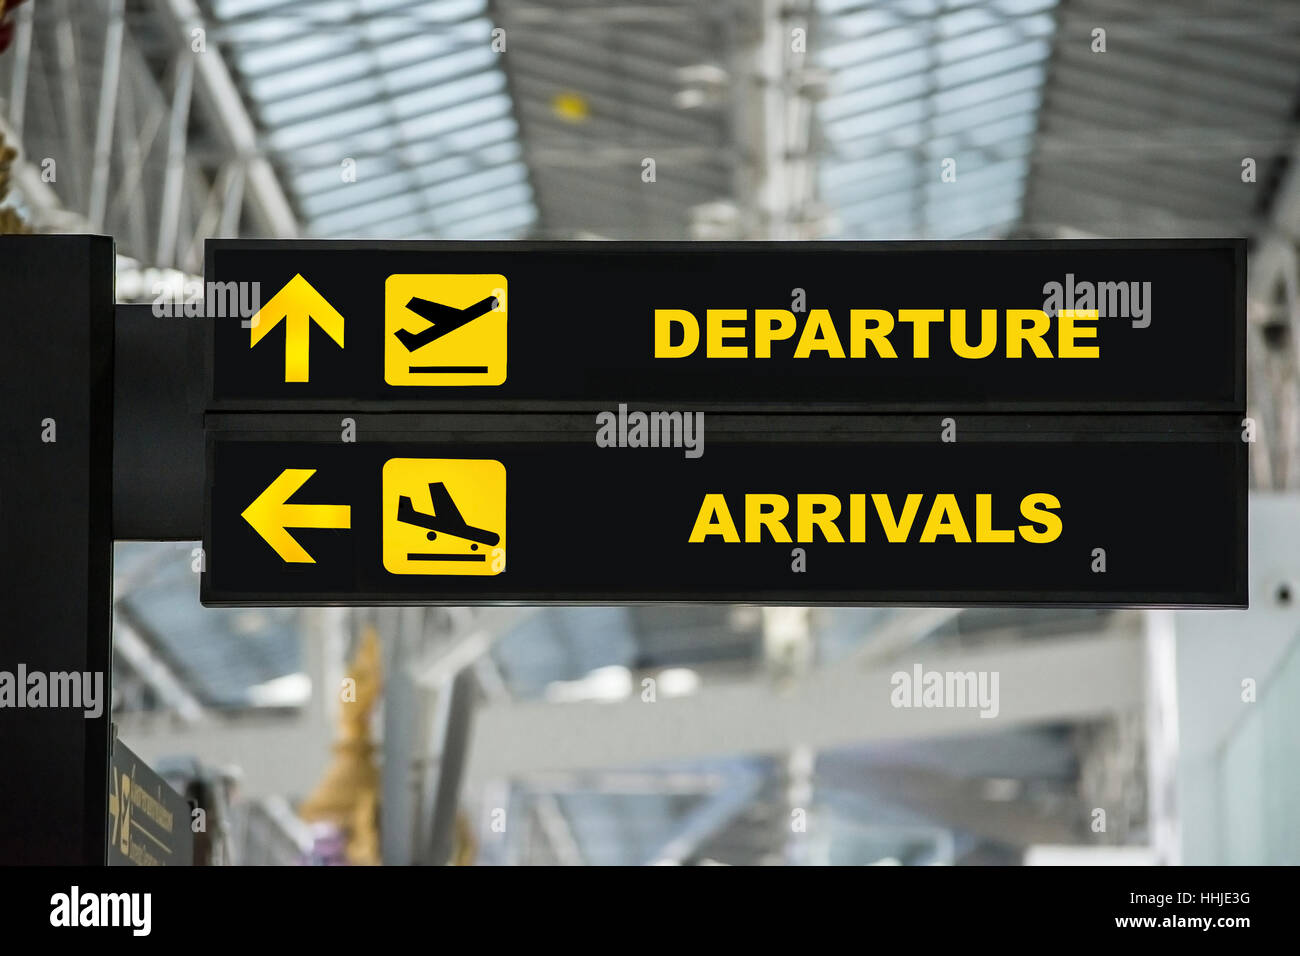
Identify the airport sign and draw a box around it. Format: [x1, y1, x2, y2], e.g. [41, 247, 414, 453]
[206, 239, 1244, 413]
[202, 414, 1246, 607]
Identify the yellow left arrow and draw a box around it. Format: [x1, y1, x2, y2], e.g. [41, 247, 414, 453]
[249, 274, 345, 382]
[242, 469, 351, 563]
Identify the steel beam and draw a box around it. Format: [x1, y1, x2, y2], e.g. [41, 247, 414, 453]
[88, 0, 125, 230]
[156, 53, 194, 266]
[6, 0, 33, 140]
[54, 0, 88, 210]
[466, 629, 1144, 782]
[151, 0, 300, 237]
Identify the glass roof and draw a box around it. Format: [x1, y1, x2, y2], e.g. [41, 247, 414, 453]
[815, 0, 1059, 239]
[207, 0, 537, 239]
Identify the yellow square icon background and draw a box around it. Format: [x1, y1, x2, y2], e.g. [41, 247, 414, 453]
[382, 457, 506, 576]
[385, 273, 507, 386]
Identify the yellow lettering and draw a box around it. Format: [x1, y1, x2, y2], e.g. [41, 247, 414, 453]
[707, 309, 749, 358]
[1058, 310, 1099, 358]
[654, 309, 699, 358]
[950, 309, 998, 359]
[689, 493, 740, 542]
[872, 493, 923, 543]
[793, 309, 845, 358]
[897, 309, 943, 358]
[849, 310, 897, 358]
[1006, 309, 1052, 358]
[848, 493, 867, 542]
[755, 310, 796, 358]
[975, 493, 1014, 543]
[745, 494, 792, 542]
[1018, 493, 1062, 543]
[919, 493, 972, 542]
[797, 493, 844, 542]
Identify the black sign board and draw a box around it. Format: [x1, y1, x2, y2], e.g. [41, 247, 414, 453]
[108, 738, 194, 867]
[206, 239, 1244, 413]
[202, 414, 1246, 607]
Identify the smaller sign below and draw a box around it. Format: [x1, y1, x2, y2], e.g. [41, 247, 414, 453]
[108, 738, 194, 867]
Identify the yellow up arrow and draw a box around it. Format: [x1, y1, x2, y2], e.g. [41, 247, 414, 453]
[248, 274, 345, 382]
[242, 469, 351, 563]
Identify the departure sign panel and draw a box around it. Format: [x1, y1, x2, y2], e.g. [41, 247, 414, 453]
[206, 239, 1244, 412]
[202, 416, 1246, 607]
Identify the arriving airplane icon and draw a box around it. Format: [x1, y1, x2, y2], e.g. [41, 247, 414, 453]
[381, 456, 506, 576]
[396, 481, 500, 562]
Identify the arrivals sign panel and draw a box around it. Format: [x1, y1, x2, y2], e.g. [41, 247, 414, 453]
[206, 240, 1244, 412]
[201, 416, 1246, 607]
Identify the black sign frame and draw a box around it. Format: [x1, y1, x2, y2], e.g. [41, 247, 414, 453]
[205, 238, 1246, 414]
[201, 412, 1247, 608]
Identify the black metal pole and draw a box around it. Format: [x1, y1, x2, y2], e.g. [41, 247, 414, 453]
[0, 235, 115, 864]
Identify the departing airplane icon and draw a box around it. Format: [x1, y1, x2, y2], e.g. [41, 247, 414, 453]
[384, 274, 507, 386]
[393, 295, 499, 352]
[396, 481, 500, 562]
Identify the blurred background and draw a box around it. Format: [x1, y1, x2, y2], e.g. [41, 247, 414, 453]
[2, 0, 1299, 864]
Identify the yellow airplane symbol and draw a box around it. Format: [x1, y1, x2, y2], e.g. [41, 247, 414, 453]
[249, 274, 345, 382]
[242, 468, 351, 563]
[108, 771, 119, 845]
